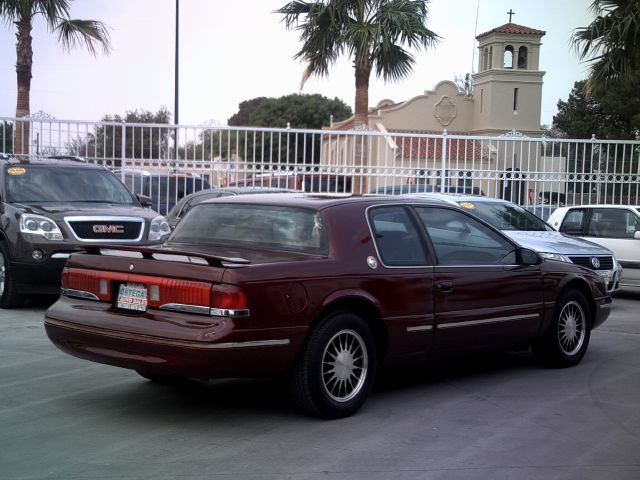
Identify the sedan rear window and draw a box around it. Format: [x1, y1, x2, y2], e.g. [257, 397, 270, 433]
[170, 203, 328, 254]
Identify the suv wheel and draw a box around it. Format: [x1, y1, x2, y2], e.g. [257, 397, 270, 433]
[0, 242, 24, 308]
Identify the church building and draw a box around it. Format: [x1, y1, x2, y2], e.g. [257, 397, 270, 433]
[322, 20, 565, 199]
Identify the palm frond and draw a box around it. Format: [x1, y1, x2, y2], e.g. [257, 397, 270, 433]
[55, 18, 111, 56]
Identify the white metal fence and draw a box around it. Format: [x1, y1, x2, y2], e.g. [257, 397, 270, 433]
[2, 116, 639, 215]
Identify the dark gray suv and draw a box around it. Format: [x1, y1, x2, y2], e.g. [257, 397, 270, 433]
[0, 157, 171, 307]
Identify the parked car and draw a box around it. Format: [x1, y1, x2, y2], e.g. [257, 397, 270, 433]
[371, 184, 484, 195]
[228, 172, 351, 193]
[165, 186, 298, 229]
[45, 194, 611, 418]
[547, 205, 640, 290]
[118, 169, 211, 214]
[0, 156, 171, 308]
[405, 194, 621, 293]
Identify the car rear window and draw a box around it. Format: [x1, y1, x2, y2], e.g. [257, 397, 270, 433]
[170, 203, 328, 254]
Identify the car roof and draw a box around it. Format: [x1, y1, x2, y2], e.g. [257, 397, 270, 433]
[555, 204, 640, 210]
[1, 156, 105, 169]
[404, 193, 510, 205]
[197, 192, 452, 210]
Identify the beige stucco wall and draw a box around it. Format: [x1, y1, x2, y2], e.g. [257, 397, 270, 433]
[370, 81, 475, 133]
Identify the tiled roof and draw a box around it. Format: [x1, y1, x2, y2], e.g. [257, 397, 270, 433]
[476, 23, 546, 39]
[388, 130, 489, 162]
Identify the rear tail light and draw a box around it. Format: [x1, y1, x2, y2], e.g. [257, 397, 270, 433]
[61, 267, 249, 317]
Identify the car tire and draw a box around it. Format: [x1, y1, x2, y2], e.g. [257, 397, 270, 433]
[532, 290, 591, 368]
[0, 242, 24, 308]
[289, 311, 377, 419]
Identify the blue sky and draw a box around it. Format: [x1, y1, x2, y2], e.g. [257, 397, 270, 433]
[0, 0, 592, 126]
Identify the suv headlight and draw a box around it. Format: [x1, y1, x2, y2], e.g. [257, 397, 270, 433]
[539, 252, 571, 263]
[149, 216, 171, 241]
[20, 214, 63, 241]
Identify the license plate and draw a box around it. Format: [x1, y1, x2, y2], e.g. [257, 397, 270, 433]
[596, 270, 611, 284]
[117, 283, 148, 311]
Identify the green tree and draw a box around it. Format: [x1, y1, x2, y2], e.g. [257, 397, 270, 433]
[0, 0, 111, 155]
[553, 80, 638, 140]
[186, 94, 352, 165]
[552, 80, 639, 199]
[277, 0, 439, 128]
[571, 0, 640, 129]
[69, 108, 172, 165]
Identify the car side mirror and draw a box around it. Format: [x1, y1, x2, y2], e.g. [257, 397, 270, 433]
[520, 247, 541, 266]
[136, 194, 153, 208]
[635, 231, 640, 240]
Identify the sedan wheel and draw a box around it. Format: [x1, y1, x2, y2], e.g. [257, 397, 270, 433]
[321, 329, 368, 403]
[290, 311, 377, 419]
[557, 300, 586, 356]
[532, 290, 591, 368]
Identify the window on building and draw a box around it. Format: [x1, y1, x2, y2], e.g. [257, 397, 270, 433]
[518, 46, 528, 69]
[503, 45, 514, 68]
[513, 88, 519, 111]
[482, 48, 488, 70]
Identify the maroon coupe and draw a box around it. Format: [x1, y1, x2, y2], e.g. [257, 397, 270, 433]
[45, 194, 612, 418]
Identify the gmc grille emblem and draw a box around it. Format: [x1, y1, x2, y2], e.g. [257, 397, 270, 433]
[93, 225, 125, 234]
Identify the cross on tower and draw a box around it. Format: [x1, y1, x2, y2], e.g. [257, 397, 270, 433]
[507, 9, 515, 22]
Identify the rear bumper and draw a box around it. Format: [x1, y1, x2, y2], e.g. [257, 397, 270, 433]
[44, 297, 302, 378]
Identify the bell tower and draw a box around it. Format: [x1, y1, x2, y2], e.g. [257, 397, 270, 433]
[471, 21, 546, 136]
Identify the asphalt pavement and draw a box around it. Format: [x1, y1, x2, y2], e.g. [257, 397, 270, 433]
[1, 292, 639, 480]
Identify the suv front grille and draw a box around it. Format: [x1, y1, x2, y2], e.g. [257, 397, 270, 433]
[65, 216, 144, 242]
[568, 256, 614, 270]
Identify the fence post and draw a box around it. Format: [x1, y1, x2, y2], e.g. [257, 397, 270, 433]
[120, 120, 126, 175]
[440, 130, 448, 192]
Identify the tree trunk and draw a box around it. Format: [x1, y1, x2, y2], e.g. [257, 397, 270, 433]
[15, 14, 33, 157]
[352, 64, 370, 194]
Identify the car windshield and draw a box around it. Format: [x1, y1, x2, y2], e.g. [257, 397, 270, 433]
[5, 165, 137, 205]
[170, 203, 328, 254]
[457, 200, 552, 231]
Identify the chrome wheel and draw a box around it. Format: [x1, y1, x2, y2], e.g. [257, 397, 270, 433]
[557, 300, 586, 356]
[322, 329, 368, 402]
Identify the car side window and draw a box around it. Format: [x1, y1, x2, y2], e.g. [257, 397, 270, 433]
[560, 209, 586, 234]
[415, 207, 516, 266]
[588, 208, 639, 239]
[368, 206, 428, 266]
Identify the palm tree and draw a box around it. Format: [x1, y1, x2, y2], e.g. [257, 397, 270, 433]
[571, 0, 640, 93]
[277, 0, 439, 129]
[0, 0, 111, 155]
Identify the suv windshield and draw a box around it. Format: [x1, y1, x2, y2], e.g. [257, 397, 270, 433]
[6, 165, 137, 205]
[170, 203, 328, 254]
[457, 200, 552, 231]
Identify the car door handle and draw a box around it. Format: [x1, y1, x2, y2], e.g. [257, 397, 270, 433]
[435, 281, 454, 293]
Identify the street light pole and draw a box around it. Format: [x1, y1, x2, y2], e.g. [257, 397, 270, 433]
[174, 0, 179, 125]
[174, 0, 179, 164]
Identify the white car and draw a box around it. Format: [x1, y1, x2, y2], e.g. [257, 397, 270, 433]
[547, 205, 640, 290]
[404, 194, 622, 293]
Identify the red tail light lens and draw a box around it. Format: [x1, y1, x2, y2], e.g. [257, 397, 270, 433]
[211, 284, 249, 310]
[62, 267, 249, 316]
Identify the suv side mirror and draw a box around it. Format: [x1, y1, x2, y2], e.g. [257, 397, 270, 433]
[136, 194, 153, 208]
[520, 248, 541, 266]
